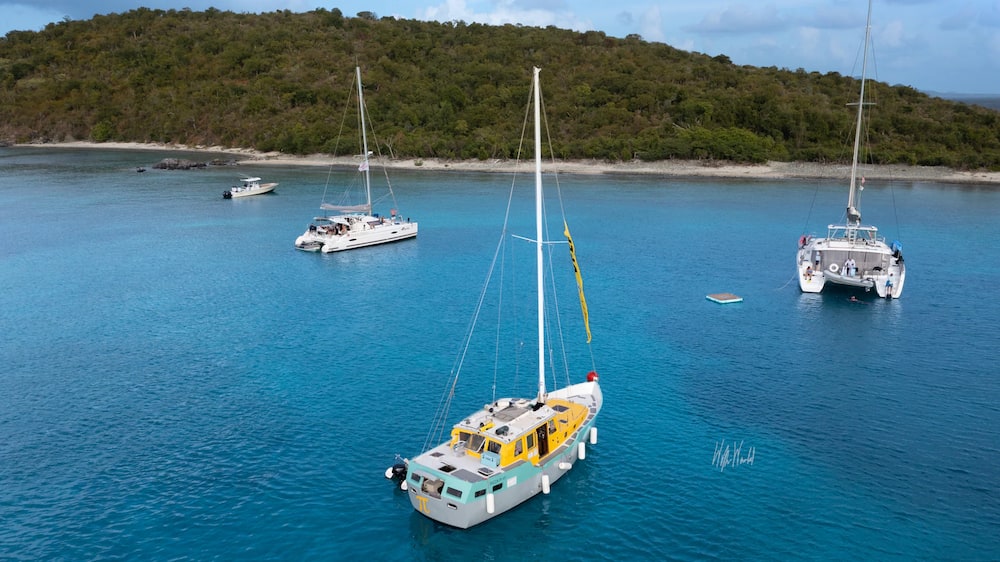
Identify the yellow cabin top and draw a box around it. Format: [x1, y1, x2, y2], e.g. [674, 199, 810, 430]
[449, 397, 589, 468]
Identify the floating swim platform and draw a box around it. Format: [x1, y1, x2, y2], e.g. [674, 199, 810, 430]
[706, 292, 743, 304]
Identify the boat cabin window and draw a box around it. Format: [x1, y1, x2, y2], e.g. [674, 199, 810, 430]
[486, 440, 501, 455]
[475, 489, 486, 498]
[467, 434, 486, 453]
[552, 405, 569, 412]
[514, 439, 523, 456]
[492, 483, 503, 492]
[422, 478, 444, 496]
[548, 420, 556, 433]
[527, 434, 535, 449]
[446, 487, 463, 499]
[410, 473, 421, 484]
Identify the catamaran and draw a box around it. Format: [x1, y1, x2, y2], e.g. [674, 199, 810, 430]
[796, 0, 905, 298]
[294, 67, 417, 253]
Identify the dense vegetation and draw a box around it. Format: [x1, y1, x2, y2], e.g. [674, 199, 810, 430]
[1, 7, 998, 169]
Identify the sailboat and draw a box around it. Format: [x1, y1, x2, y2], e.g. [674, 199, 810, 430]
[294, 67, 417, 253]
[796, 0, 905, 298]
[398, 68, 603, 529]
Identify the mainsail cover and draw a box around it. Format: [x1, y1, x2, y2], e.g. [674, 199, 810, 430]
[320, 203, 371, 213]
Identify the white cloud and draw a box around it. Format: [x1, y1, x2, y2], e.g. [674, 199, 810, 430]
[638, 5, 664, 42]
[879, 20, 905, 48]
[421, 0, 472, 22]
[421, 0, 592, 33]
[686, 4, 785, 34]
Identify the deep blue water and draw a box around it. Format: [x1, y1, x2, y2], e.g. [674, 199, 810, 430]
[1, 147, 998, 560]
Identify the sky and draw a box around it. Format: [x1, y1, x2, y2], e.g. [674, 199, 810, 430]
[2, 0, 998, 95]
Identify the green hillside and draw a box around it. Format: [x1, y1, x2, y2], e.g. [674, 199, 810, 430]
[1, 7, 998, 170]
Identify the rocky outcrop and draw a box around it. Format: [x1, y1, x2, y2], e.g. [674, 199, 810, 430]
[153, 158, 207, 170]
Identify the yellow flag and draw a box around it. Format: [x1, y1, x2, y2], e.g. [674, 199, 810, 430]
[564, 221, 591, 343]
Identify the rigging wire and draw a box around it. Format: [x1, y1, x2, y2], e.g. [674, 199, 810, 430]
[421, 198, 513, 450]
[319, 73, 354, 206]
[420, 69, 599, 448]
[420, 92, 529, 451]
[316, 68, 403, 214]
[868, 40, 905, 243]
[540, 77, 600, 379]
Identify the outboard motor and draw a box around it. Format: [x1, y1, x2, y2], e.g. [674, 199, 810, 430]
[384, 454, 408, 488]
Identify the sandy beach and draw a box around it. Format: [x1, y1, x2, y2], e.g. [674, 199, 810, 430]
[24, 141, 1000, 185]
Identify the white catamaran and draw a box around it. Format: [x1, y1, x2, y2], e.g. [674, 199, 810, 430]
[294, 67, 417, 253]
[396, 67, 603, 529]
[796, 0, 905, 298]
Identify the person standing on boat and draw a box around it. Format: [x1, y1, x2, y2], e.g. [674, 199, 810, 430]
[814, 250, 822, 270]
[885, 273, 894, 297]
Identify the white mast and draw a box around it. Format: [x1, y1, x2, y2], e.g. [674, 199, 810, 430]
[847, 0, 872, 227]
[533, 67, 546, 404]
[356, 66, 372, 213]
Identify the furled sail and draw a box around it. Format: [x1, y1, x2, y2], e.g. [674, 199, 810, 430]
[564, 221, 591, 343]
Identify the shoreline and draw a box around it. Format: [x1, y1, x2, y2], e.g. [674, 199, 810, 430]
[17, 140, 1000, 184]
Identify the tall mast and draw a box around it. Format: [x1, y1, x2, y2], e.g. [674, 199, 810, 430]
[847, 0, 872, 226]
[533, 67, 546, 404]
[356, 66, 372, 212]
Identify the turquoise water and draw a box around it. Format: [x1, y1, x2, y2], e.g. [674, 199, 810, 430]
[1, 147, 998, 560]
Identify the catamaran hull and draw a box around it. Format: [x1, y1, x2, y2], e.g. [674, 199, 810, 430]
[797, 236, 905, 297]
[320, 224, 418, 253]
[407, 381, 601, 529]
[293, 239, 324, 252]
[294, 222, 418, 252]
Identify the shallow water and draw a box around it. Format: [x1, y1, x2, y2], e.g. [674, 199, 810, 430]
[1, 147, 998, 560]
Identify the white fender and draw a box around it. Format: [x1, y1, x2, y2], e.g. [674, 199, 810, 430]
[578, 442, 586, 460]
[400, 481, 408, 491]
[541, 474, 551, 494]
[486, 493, 495, 514]
[558, 462, 572, 470]
[590, 427, 598, 445]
